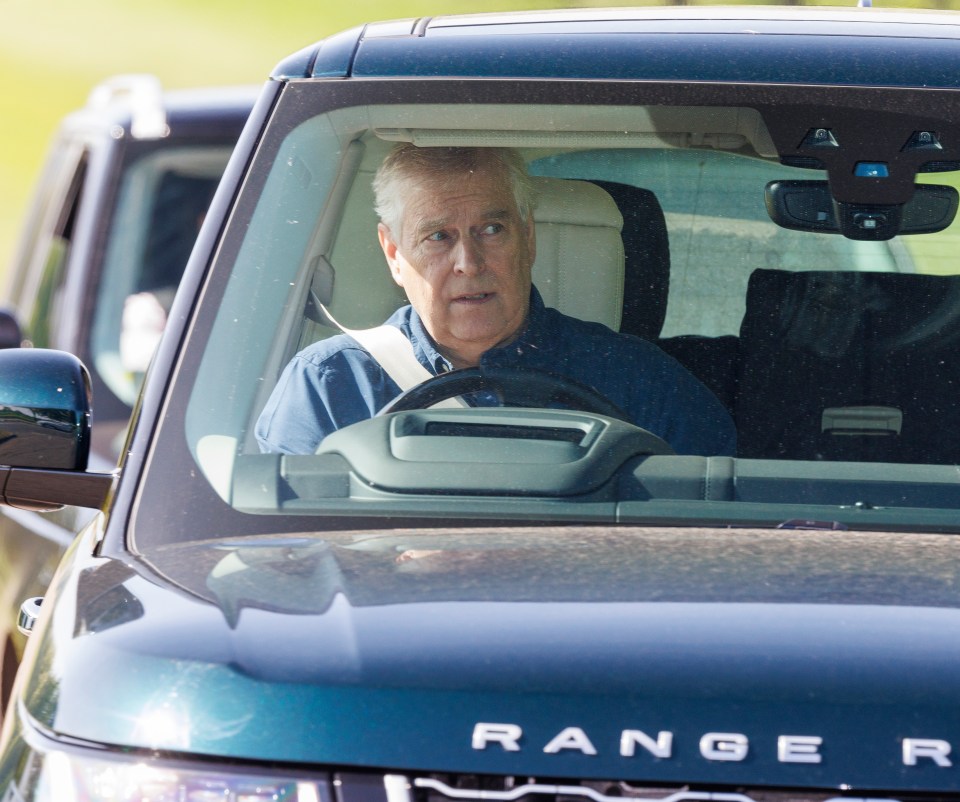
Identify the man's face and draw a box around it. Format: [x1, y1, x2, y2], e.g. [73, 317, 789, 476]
[378, 162, 535, 368]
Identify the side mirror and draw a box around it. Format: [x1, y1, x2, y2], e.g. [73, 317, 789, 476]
[0, 309, 23, 349]
[765, 180, 959, 241]
[0, 349, 112, 511]
[0, 348, 91, 471]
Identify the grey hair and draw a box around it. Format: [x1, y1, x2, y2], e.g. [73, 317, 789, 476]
[372, 144, 537, 235]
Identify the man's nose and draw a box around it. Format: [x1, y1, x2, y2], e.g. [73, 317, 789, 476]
[452, 236, 484, 275]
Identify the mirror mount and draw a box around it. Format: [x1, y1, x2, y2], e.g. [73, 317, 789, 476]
[832, 199, 904, 241]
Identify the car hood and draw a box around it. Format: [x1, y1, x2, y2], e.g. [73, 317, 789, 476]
[21, 525, 960, 789]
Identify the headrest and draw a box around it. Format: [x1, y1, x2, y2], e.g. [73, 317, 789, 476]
[324, 175, 626, 331]
[589, 180, 670, 341]
[530, 177, 624, 331]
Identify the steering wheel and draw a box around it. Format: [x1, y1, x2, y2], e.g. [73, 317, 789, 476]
[377, 366, 634, 423]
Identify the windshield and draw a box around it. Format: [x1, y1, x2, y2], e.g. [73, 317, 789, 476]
[133, 80, 960, 548]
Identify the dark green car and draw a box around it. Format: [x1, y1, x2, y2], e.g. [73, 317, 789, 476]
[3, 7, 960, 799]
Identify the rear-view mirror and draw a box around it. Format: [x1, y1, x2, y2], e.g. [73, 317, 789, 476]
[765, 180, 959, 241]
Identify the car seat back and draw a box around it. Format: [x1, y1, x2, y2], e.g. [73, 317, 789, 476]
[323, 175, 625, 331]
[737, 268, 960, 463]
[587, 180, 670, 341]
[531, 178, 624, 330]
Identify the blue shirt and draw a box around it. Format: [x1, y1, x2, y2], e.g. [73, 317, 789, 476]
[256, 287, 736, 456]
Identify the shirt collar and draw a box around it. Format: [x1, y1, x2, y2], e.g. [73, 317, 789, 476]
[403, 285, 549, 372]
[405, 304, 453, 374]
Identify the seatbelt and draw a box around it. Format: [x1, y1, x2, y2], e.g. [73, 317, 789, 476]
[328, 310, 468, 409]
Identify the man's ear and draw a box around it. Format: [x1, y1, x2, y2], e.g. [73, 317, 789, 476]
[378, 223, 404, 287]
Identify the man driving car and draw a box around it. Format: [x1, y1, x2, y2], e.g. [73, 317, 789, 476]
[255, 144, 736, 456]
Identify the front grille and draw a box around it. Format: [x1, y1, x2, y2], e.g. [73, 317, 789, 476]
[377, 774, 899, 802]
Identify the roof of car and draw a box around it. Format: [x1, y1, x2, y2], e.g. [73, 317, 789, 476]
[59, 76, 259, 142]
[273, 6, 960, 87]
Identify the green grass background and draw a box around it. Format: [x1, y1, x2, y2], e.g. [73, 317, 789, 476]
[0, 0, 600, 278]
[0, 0, 953, 278]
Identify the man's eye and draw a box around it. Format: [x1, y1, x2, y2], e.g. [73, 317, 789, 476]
[481, 223, 504, 235]
[426, 231, 448, 242]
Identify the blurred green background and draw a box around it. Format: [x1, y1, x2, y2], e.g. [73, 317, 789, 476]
[0, 0, 599, 277]
[0, 0, 951, 277]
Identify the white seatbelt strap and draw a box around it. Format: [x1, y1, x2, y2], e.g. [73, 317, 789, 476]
[328, 310, 468, 409]
[345, 324, 426, 388]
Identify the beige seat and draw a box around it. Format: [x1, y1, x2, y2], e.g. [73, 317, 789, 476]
[322, 175, 625, 332]
[531, 177, 624, 331]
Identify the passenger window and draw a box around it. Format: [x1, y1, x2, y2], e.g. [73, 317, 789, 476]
[24, 153, 88, 348]
[91, 146, 233, 406]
